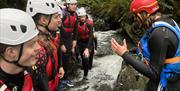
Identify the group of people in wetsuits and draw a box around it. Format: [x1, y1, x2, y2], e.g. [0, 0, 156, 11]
[0, 0, 97, 91]
[1, 0, 180, 91]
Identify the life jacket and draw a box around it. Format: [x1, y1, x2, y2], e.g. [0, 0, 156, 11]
[54, 32, 59, 47]
[62, 10, 77, 33]
[0, 71, 33, 91]
[45, 37, 59, 91]
[34, 33, 59, 91]
[77, 19, 94, 41]
[138, 20, 180, 90]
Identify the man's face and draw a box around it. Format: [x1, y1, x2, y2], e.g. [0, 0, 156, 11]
[67, 3, 77, 12]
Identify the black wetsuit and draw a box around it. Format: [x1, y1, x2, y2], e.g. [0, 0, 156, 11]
[89, 33, 98, 69]
[122, 17, 180, 91]
[0, 67, 24, 91]
[77, 21, 94, 77]
[60, 9, 78, 80]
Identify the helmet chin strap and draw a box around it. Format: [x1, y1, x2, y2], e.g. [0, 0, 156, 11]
[37, 14, 53, 36]
[45, 14, 52, 33]
[44, 14, 58, 39]
[0, 44, 24, 68]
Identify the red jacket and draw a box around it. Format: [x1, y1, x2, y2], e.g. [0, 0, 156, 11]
[34, 33, 60, 91]
[47, 37, 59, 91]
[62, 11, 77, 33]
[77, 19, 94, 41]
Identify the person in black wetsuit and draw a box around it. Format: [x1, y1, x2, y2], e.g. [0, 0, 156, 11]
[76, 7, 95, 80]
[58, 0, 78, 87]
[111, 0, 180, 91]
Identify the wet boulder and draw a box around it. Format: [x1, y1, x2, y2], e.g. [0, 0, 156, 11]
[65, 55, 123, 91]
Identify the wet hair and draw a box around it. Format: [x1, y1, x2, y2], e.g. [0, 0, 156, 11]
[136, 10, 161, 29]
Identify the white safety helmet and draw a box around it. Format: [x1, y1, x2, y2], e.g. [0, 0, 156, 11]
[55, 0, 61, 6]
[26, 0, 60, 17]
[66, 0, 77, 4]
[53, 0, 63, 17]
[54, 0, 63, 6]
[0, 8, 39, 45]
[77, 7, 87, 16]
[55, 0, 61, 3]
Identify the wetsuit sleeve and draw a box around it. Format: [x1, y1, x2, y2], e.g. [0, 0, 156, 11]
[94, 33, 98, 50]
[73, 17, 78, 41]
[58, 27, 64, 67]
[59, 26, 65, 46]
[121, 27, 175, 80]
[58, 46, 63, 67]
[91, 22, 97, 50]
[58, 27, 63, 67]
[87, 24, 94, 49]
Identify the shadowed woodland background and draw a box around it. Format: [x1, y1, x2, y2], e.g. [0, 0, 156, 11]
[1, 0, 179, 46]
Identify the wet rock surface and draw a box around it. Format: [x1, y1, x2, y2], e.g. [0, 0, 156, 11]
[64, 55, 123, 91]
[114, 61, 148, 91]
[62, 31, 148, 91]
[95, 30, 122, 57]
[63, 57, 148, 91]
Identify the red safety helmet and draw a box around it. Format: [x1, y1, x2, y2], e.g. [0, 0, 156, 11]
[130, 0, 159, 15]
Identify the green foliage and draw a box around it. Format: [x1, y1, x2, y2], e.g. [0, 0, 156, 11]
[0, 0, 179, 45]
[158, 0, 180, 22]
[78, 0, 180, 28]
[0, 0, 27, 11]
[78, 0, 180, 45]
[0, 0, 7, 8]
[78, 0, 131, 22]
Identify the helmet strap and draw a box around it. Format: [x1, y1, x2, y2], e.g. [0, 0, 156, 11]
[0, 44, 24, 68]
[45, 14, 52, 33]
[37, 14, 52, 36]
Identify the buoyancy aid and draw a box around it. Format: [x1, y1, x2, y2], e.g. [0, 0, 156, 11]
[36, 33, 59, 91]
[138, 20, 180, 90]
[0, 71, 33, 91]
[46, 37, 59, 91]
[77, 19, 94, 41]
[54, 32, 59, 47]
[62, 10, 77, 33]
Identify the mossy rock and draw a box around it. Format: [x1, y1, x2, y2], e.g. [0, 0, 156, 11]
[114, 61, 148, 91]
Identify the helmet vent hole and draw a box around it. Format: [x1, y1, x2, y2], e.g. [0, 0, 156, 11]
[51, 3, 55, 8]
[29, 1, 31, 5]
[46, 3, 50, 6]
[30, 7, 33, 12]
[10, 25, 17, 31]
[20, 25, 27, 33]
